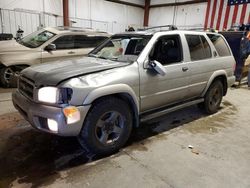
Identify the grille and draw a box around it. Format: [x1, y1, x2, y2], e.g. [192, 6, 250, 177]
[18, 76, 35, 99]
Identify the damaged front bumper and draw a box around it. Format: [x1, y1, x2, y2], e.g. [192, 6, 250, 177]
[12, 90, 90, 136]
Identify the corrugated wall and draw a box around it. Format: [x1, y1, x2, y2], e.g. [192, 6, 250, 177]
[0, 0, 144, 36]
[149, 0, 207, 29]
[0, 0, 63, 36]
[68, 0, 144, 33]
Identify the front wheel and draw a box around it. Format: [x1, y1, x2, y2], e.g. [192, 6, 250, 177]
[78, 97, 133, 156]
[203, 80, 223, 114]
[0, 66, 24, 88]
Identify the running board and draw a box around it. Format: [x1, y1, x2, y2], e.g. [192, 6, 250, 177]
[140, 98, 204, 122]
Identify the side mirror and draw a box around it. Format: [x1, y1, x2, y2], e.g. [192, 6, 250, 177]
[148, 60, 166, 76]
[44, 43, 56, 51]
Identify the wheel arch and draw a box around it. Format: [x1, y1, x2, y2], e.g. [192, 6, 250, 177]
[202, 70, 228, 97]
[0, 62, 5, 69]
[0, 63, 29, 69]
[83, 84, 140, 128]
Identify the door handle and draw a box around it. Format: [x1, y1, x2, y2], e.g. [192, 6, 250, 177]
[182, 67, 189, 72]
[68, 51, 75, 54]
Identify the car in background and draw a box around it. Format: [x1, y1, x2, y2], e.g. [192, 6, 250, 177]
[0, 26, 109, 87]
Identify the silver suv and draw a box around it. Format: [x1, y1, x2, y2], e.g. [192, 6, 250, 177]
[12, 28, 236, 155]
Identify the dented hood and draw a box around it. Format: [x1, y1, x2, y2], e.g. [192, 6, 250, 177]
[21, 57, 129, 86]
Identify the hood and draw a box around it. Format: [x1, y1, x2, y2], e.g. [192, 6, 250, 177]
[21, 57, 129, 86]
[0, 40, 30, 53]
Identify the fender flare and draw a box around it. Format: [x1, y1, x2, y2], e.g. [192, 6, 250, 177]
[0, 61, 30, 68]
[201, 70, 227, 97]
[83, 84, 140, 113]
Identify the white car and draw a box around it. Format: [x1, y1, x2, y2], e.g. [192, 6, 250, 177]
[0, 26, 109, 87]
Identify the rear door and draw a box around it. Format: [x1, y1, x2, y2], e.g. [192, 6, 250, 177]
[184, 34, 214, 99]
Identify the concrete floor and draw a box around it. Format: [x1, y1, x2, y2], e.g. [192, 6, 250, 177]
[0, 84, 250, 188]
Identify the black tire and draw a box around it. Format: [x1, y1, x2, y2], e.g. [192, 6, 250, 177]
[203, 80, 223, 114]
[0, 66, 24, 88]
[78, 97, 133, 156]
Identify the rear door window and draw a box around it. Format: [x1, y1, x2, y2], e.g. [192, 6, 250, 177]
[185, 35, 212, 61]
[74, 36, 107, 48]
[207, 34, 231, 56]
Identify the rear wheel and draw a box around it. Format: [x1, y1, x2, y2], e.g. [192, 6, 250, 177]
[78, 97, 133, 156]
[203, 80, 223, 114]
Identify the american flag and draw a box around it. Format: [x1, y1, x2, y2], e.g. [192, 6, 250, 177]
[204, 0, 250, 31]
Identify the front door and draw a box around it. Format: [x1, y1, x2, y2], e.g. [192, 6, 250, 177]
[139, 34, 190, 112]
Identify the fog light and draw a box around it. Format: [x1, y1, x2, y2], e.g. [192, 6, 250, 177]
[63, 106, 80, 124]
[47, 119, 58, 132]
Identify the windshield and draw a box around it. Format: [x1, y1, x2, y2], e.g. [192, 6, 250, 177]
[89, 35, 152, 62]
[19, 29, 56, 48]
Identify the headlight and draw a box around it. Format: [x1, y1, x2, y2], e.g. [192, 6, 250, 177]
[38, 87, 73, 104]
[38, 87, 58, 103]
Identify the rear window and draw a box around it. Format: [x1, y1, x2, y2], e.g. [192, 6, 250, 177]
[185, 35, 212, 61]
[207, 34, 231, 56]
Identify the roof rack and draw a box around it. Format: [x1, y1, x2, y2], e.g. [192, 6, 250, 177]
[55, 26, 108, 33]
[138, 25, 178, 31]
[177, 27, 217, 32]
[186, 27, 217, 32]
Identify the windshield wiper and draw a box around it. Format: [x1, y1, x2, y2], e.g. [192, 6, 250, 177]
[108, 57, 118, 61]
[88, 53, 98, 58]
[88, 54, 108, 60]
[89, 53, 120, 61]
[18, 40, 25, 45]
[98, 56, 109, 60]
[18, 40, 35, 48]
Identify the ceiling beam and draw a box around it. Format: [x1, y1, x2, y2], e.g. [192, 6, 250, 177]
[150, 0, 208, 8]
[105, 0, 144, 8]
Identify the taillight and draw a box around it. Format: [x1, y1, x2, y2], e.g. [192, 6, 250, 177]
[233, 63, 236, 72]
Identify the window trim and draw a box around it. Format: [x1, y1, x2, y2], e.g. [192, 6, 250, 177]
[46, 34, 108, 51]
[48, 34, 75, 51]
[149, 34, 184, 66]
[206, 33, 231, 57]
[185, 34, 212, 61]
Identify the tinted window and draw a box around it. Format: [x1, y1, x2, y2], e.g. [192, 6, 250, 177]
[53, 35, 74, 49]
[150, 35, 182, 65]
[207, 34, 231, 56]
[74, 36, 107, 48]
[186, 35, 212, 61]
[201, 36, 212, 58]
